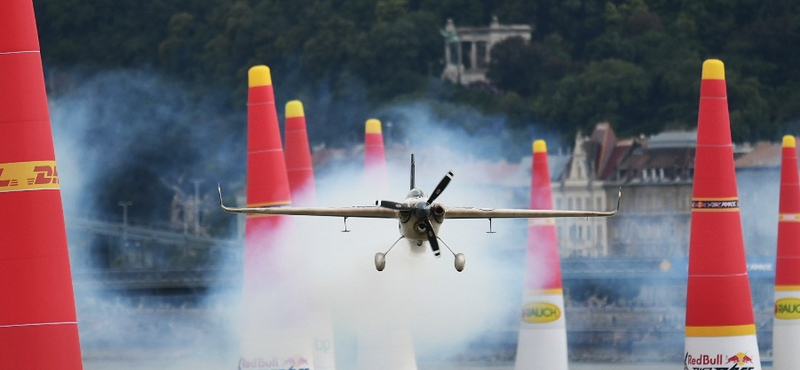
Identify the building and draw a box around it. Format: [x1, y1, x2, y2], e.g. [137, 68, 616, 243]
[441, 16, 532, 85]
[551, 123, 777, 258]
[551, 128, 617, 257]
[604, 129, 697, 258]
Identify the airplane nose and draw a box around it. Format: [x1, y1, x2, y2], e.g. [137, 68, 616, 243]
[413, 202, 431, 219]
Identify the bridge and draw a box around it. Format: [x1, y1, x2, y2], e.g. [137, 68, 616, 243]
[67, 217, 240, 291]
[65, 216, 777, 291]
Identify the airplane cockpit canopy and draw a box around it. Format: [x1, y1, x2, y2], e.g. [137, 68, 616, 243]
[406, 188, 427, 200]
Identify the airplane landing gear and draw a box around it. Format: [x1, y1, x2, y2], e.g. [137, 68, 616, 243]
[454, 253, 466, 272]
[373, 236, 466, 272]
[438, 237, 465, 272]
[375, 252, 386, 271]
[375, 236, 404, 272]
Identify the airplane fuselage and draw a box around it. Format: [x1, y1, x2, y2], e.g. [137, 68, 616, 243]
[396, 189, 444, 245]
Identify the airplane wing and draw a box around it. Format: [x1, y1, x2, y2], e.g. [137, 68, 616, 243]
[444, 189, 621, 219]
[443, 207, 617, 219]
[221, 204, 398, 218]
[217, 185, 397, 218]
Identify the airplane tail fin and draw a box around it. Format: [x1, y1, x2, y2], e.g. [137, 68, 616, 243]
[410, 154, 416, 190]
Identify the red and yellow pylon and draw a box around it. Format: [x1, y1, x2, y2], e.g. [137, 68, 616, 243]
[514, 140, 567, 370]
[773, 135, 800, 369]
[284, 101, 336, 369]
[241, 66, 316, 369]
[364, 118, 389, 195]
[684, 59, 761, 369]
[284, 100, 316, 206]
[0, 1, 83, 368]
[244, 65, 292, 281]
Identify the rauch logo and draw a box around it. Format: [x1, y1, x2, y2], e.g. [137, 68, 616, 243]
[521, 302, 561, 323]
[775, 297, 800, 320]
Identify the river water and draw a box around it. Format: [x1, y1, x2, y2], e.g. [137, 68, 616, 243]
[82, 359, 773, 370]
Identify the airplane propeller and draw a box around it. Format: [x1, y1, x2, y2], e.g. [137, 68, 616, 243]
[377, 171, 453, 257]
[427, 170, 452, 204]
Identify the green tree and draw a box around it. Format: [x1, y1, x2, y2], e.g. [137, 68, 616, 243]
[537, 59, 652, 134]
[347, 9, 441, 100]
[486, 37, 540, 95]
[727, 73, 772, 142]
[33, 0, 800, 144]
[419, 0, 485, 26]
[158, 13, 199, 73]
[302, 16, 360, 79]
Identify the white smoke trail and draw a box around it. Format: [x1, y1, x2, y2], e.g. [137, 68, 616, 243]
[49, 68, 558, 369]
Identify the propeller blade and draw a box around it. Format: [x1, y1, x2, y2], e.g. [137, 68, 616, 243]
[379, 200, 413, 211]
[427, 171, 454, 204]
[410, 154, 416, 190]
[424, 219, 441, 257]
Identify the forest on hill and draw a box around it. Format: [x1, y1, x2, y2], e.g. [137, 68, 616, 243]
[31, 0, 800, 228]
[34, 0, 800, 144]
[35, 0, 800, 141]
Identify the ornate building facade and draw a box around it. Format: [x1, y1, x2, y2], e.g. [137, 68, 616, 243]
[552, 129, 611, 257]
[441, 17, 532, 85]
[552, 123, 698, 258]
[551, 122, 778, 259]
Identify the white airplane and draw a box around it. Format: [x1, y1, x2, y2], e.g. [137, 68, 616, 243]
[218, 155, 620, 272]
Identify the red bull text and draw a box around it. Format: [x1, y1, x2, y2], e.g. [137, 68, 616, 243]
[684, 352, 755, 370]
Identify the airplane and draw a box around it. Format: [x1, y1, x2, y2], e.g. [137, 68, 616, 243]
[218, 155, 620, 272]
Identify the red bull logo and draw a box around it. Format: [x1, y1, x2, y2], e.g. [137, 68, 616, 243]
[726, 352, 754, 365]
[685, 353, 724, 366]
[775, 297, 800, 320]
[283, 356, 310, 369]
[239, 356, 278, 369]
[684, 351, 756, 370]
[521, 302, 561, 323]
[238, 356, 310, 370]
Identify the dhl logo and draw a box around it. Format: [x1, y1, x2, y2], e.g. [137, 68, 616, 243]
[779, 213, 800, 222]
[0, 161, 59, 192]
